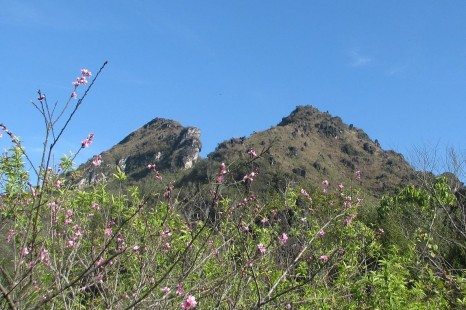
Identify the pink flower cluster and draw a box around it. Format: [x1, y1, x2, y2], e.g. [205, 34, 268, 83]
[319, 255, 329, 262]
[104, 220, 115, 236]
[322, 179, 329, 193]
[242, 171, 257, 183]
[92, 155, 102, 167]
[81, 133, 94, 148]
[235, 195, 256, 209]
[6, 229, 14, 243]
[71, 69, 92, 99]
[279, 233, 289, 246]
[247, 148, 257, 158]
[147, 163, 162, 180]
[164, 183, 174, 200]
[343, 196, 352, 210]
[182, 295, 197, 309]
[300, 188, 312, 202]
[39, 248, 50, 266]
[257, 243, 266, 255]
[216, 163, 228, 183]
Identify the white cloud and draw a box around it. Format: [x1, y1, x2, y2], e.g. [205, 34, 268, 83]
[348, 49, 373, 67]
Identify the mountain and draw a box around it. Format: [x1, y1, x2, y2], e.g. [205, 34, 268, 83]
[74, 117, 201, 188]
[183, 106, 417, 197]
[73, 106, 417, 197]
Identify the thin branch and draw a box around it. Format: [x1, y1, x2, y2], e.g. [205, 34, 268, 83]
[0, 282, 15, 310]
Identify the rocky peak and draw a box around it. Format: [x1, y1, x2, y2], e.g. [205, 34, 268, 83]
[75, 117, 201, 187]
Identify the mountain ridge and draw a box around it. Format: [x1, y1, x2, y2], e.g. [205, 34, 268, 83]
[74, 105, 417, 197]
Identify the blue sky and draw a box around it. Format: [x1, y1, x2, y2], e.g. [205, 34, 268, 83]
[1, 1, 466, 176]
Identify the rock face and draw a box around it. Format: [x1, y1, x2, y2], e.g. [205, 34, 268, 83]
[75, 118, 201, 187]
[173, 127, 201, 169]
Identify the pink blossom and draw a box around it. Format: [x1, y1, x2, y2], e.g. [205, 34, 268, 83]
[322, 179, 329, 193]
[55, 180, 62, 188]
[278, 233, 288, 246]
[344, 214, 356, 226]
[81, 139, 92, 148]
[160, 230, 172, 238]
[240, 225, 249, 233]
[147, 163, 156, 169]
[91, 203, 100, 210]
[164, 183, 174, 199]
[73, 225, 82, 236]
[95, 257, 105, 267]
[133, 245, 140, 252]
[66, 209, 73, 217]
[37, 94, 46, 102]
[343, 196, 352, 210]
[338, 183, 344, 191]
[77, 76, 88, 85]
[176, 283, 183, 295]
[247, 148, 257, 158]
[242, 171, 257, 183]
[71, 91, 77, 99]
[72, 81, 79, 87]
[104, 228, 112, 236]
[161, 286, 171, 293]
[81, 69, 92, 77]
[216, 163, 227, 183]
[22, 247, 29, 257]
[147, 163, 163, 180]
[6, 229, 14, 242]
[66, 240, 75, 248]
[164, 242, 171, 250]
[355, 170, 361, 180]
[81, 133, 94, 148]
[319, 255, 329, 262]
[300, 188, 312, 202]
[181, 295, 197, 309]
[40, 248, 50, 266]
[318, 230, 325, 237]
[91, 155, 102, 167]
[257, 243, 266, 255]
